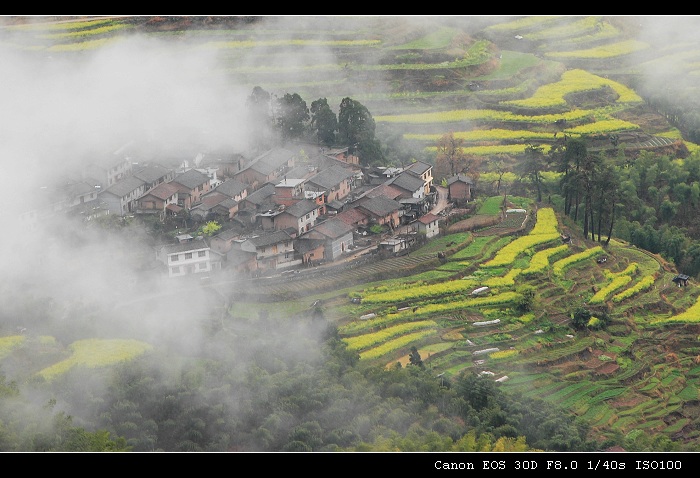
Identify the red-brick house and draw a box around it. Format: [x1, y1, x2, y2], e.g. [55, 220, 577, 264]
[136, 181, 182, 217]
[447, 174, 474, 203]
[234, 147, 296, 190]
[354, 195, 402, 229]
[304, 164, 356, 203]
[170, 169, 212, 209]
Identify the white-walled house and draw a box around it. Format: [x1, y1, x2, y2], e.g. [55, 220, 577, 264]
[155, 237, 220, 278]
[417, 212, 441, 239]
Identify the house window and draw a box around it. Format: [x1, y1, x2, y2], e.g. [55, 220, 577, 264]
[306, 214, 310, 220]
[171, 266, 180, 274]
[185, 252, 193, 260]
[284, 253, 290, 259]
[198, 251, 206, 257]
[171, 254, 179, 262]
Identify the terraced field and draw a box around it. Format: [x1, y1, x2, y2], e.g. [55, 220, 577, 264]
[5, 15, 700, 448]
[234, 198, 700, 444]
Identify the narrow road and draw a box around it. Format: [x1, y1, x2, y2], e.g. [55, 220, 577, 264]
[430, 186, 448, 215]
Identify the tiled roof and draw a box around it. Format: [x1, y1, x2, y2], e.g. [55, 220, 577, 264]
[418, 213, 440, 224]
[356, 196, 401, 217]
[243, 184, 275, 205]
[214, 178, 247, 198]
[312, 217, 354, 239]
[133, 164, 171, 183]
[447, 174, 474, 185]
[159, 238, 209, 254]
[365, 183, 403, 200]
[389, 172, 424, 193]
[142, 181, 180, 200]
[171, 169, 210, 190]
[337, 208, 368, 225]
[102, 176, 146, 197]
[282, 198, 319, 217]
[406, 161, 431, 175]
[307, 164, 354, 190]
[247, 230, 293, 247]
[249, 147, 295, 175]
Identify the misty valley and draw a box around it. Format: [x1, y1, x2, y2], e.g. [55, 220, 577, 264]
[2, 15, 700, 452]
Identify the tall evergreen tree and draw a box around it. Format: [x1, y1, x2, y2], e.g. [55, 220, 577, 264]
[337, 97, 384, 166]
[275, 93, 310, 141]
[246, 86, 274, 151]
[310, 98, 338, 147]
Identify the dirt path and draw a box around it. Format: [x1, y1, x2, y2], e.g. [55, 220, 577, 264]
[447, 214, 502, 233]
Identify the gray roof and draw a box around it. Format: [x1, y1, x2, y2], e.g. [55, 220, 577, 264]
[63, 181, 96, 198]
[172, 169, 210, 190]
[133, 164, 172, 183]
[312, 217, 354, 239]
[212, 227, 241, 241]
[159, 238, 209, 254]
[214, 178, 247, 198]
[249, 148, 295, 175]
[389, 172, 424, 193]
[247, 230, 293, 248]
[243, 184, 276, 205]
[406, 161, 431, 176]
[283, 198, 319, 218]
[307, 164, 354, 190]
[447, 174, 474, 185]
[216, 198, 238, 209]
[294, 237, 326, 253]
[101, 175, 145, 197]
[142, 181, 181, 200]
[356, 196, 401, 217]
[284, 165, 316, 179]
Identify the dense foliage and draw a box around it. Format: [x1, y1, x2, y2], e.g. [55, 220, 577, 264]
[0, 316, 598, 452]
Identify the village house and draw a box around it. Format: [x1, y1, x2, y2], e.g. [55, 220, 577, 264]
[136, 181, 182, 218]
[234, 147, 296, 190]
[323, 146, 360, 166]
[237, 183, 277, 228]
[235, 229, 298, 271]
[353, 195, 402, 230]
[304, 164, 356, 203]
[155, 237, 222, 278]
[294, 236, 326, 266]
[57, 180, 101, 212]
[274, 178, 306, 207]
[188, 177, 249, 222]
[336, 207, 371, 231]
[190, 192, 238, 222]
[264, 198, 323, 235]
[197, 151, 246, 180]
[225, 248, 259, 276]
[209, 227, 243, 255]
[170, 168, 213, 209]
[83, 151, 133, 188]
[447, 174, 474, 203]
[416, 212, 441, 239]
[132, 163, 175, 191]
[99, 175, 147, 216]
[403, 160, 434, 196]
[302, 216, 355, 262]
[365, 165, 402, 186]
[387, 170, 426, 199]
